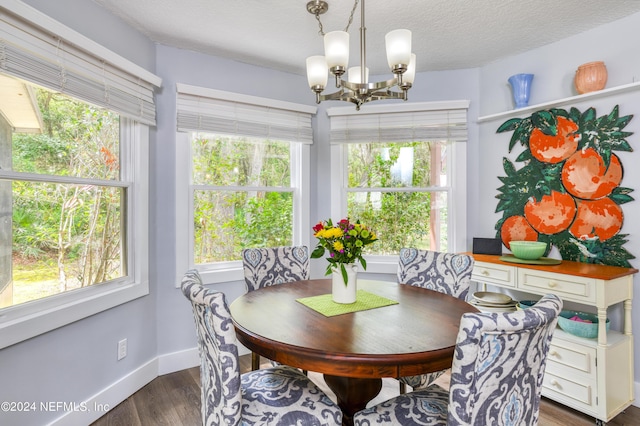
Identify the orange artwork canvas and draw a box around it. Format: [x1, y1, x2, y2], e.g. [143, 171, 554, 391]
[494, 105, 634, 267]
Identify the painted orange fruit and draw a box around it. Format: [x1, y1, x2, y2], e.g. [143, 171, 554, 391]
[524, 191, 577, 235]
[561, 148, 622, 200]
[529, 116, 579, 163]
[568, 198, 623, 241]
[500, 215, 539, 249]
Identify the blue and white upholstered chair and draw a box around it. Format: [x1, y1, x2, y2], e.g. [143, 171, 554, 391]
[397, 248, 475, 392]
[181, 270, 342, 426]
[242, 245, 310, 370]
[242, 245, 310, 292]
[353, 294, 563, 426]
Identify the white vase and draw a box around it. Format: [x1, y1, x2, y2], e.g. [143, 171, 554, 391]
[331, 263, 357, 304]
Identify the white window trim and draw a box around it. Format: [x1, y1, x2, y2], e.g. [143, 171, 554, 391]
[175, 133, 311, 286]
[329, 101, 468, 275]
[0, 120, 150, 349]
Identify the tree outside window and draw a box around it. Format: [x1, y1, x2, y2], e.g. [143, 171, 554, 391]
[1, 78, 125, 308]
[190, 133, 294, 264]
[345, 140, 449, 255]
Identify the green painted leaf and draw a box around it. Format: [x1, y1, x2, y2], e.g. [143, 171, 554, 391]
[497, 117, 522, 133]
[581, 107, 597, 124]
[569, 107, 582, 123]
[508, 119, 533, 151]
[503, 157, 517, 176]
[532, 110, 557, 135]
[611, 187, 635, 204]
[515, 149, 533, 162]
[550, 108, 569, 118]
[616, 114, 633, 130]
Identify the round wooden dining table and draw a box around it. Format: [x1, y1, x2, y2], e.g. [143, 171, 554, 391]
[229, 279, 478, 426]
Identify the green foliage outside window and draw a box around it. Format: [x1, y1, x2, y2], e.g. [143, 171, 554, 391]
[8, 87, 123, 305]
[191, 134, 293, 263]
[346, 141, 448, 254]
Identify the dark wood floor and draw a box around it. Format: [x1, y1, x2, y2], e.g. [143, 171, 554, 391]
[92, 354, 640, 425]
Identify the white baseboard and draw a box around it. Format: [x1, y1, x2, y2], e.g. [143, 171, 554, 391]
[48, 345, 251, 425]
[158, 347, 200, 375]
[49, 358, 159, 426]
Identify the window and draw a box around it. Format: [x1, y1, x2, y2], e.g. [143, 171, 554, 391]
[328, 101, 469, 272]
[0, 3, 159, 348]
[191, 134, 294, 263]
[345, 140, 450, 253]
[175, 85, 315, 284]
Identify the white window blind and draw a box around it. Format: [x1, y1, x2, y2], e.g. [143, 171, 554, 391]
[176, 84, 316, 144]
[0, 6, 159, 125]
[328, 101, 469, 144]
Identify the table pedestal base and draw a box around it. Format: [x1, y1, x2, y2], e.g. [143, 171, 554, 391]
[323, 374, 382, 426]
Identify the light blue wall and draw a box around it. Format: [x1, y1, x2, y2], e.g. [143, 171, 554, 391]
[476, 11, 640, 381]
[2, 1, 640, 424]
[0, 1, 158, 425]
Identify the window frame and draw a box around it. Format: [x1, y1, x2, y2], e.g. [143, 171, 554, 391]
[0, 1, 156, 349]
[0, 118, 149, 349]
[328, 101, 469, 275]
[175, 96, 313, 286]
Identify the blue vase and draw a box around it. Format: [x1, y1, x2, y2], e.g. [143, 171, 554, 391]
[508, 73, 534, 109]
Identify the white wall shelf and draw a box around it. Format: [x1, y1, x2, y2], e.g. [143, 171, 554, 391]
[477, 81, 640, 123]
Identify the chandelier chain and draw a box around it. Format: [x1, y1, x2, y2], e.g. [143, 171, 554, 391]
[344, 0, 359, 32]
[314, 0, 360, 36]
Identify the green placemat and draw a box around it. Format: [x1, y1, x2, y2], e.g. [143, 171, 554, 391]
[297, 290, 398, 317]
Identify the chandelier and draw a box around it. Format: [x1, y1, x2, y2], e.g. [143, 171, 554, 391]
[305, 0, 416, 110]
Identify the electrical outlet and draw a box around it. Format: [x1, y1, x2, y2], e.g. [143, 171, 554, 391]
[117, 338, 127, 360]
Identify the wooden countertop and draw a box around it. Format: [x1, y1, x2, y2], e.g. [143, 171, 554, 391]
[468, 253, 638, 281]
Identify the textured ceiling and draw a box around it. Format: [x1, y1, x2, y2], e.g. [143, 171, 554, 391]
[93, 0, 640, 76]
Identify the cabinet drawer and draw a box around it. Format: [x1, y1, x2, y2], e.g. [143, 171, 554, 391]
[546, 334, 596, 377]
[472, 262, 516, 288]
[543, 371, 596, 411]
[518, 269, 595, 303]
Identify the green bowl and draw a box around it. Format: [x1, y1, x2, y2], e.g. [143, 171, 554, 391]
[516, 300, 537, 310]
[509, 240, 547, 260]
[558, 310, 609, 339]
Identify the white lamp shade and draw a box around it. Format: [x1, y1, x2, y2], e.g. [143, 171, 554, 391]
[404, 53, 416, 84]
[385, 29, 412, 68]
[348, 66, 369, 84]
[324, 31, 349, 68]
[306, 56, 328, 88]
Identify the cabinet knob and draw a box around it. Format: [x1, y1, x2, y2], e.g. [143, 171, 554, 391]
[549, 350, 558, 357]
[548, 281, 557, 288]
[481, 270, 490, 276]
[550, 379, 560, 388]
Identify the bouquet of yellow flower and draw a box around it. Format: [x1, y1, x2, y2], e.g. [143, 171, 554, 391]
[311, 218, 377, 284]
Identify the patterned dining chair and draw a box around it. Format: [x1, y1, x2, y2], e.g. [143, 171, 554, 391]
[242, 245, 309, 370]
[242, 246, 310, 292]
[181, 269, 342, 426]
[396, 248, 475, 393]
[353, 294, 562, 426]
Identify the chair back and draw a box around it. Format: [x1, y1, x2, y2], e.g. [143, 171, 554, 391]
[447, 294, 563, 425]
[242, 246, 309, 292]
[397, 248, 474, 300]
[181, 270, 242, 426]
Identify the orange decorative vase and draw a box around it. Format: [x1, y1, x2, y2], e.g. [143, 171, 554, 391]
[574, 61, 607, 94]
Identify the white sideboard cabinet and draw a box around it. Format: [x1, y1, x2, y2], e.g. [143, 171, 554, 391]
[470, 253, 638, 425]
